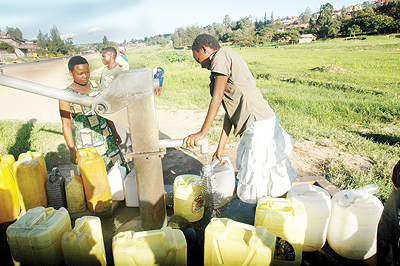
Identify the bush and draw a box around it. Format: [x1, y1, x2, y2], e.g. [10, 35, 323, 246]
[161, 51, 192, 63]
[0, 42, 14, 53]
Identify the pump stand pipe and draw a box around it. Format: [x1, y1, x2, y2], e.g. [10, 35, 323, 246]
[91, 68, 167, 230]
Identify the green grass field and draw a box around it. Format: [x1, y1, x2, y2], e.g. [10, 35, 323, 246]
[1, 35, 399, 203]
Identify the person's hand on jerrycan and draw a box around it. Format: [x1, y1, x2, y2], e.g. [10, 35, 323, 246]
[392, 159, 400, 189]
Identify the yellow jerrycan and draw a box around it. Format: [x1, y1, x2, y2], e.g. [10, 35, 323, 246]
[204, 218, 276, 266]
[255, 197, 307, 266]
[174, 174, 204, 222]
[6, 206, 72, 266]
[18, 151, 48, 181]
[13, 152, 47, 210]
[62, 216, 106, 266]
[64, 170, 86, 213]
[112, 227, 187, 266]
[77, 147, 112, 214]
[0, 154, 25, 223]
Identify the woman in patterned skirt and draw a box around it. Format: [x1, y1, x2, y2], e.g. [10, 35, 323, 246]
[59, 56, 126, 171]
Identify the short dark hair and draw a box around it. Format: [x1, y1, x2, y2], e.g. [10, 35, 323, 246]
[68, 56, 88, 71]
[103, 47, 117, 58]
[192, 34, 221, 52]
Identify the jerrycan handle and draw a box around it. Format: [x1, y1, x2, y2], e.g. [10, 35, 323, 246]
[338, 194, 370, 207]
[225, 219, 255, 234]
[303, 191, 326, 197]
[269, 201, 299, 216]
[27, 207, 55, 227]
[73, 217, 88, 234]
[211, 155, 233, 168]
[135, 228, 166, 239]
[176, 176, 196, 188]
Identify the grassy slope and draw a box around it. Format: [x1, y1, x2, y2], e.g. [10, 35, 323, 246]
[1, 35, 399, 202]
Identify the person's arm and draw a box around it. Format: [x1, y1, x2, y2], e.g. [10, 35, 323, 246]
[59, 100, 77, 164]
[213, 114, 232, 162]
[392, 160, 400, 189]
[106, 119, 122, 146]
[184, 74, 228, 148]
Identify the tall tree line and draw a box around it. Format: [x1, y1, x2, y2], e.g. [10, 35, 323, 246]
[37, 25, 78, 55]
[170, 0, 400, 47]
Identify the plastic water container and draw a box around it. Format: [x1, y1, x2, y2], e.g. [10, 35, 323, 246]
[18, 151, 48, 181]
[112, 227, 187, 266]
[202, 156, 236, 209]
[0, 154, 25, 223]
[204, 217, 276, 266]
[46, 167, 67, 209]
[65, 170, 86, 213]
[327, 187, 384, 260]
[124, 169, 139, 207]
[174, 174, 204, 222]
[287, 184, 331, 252]
[107, 160, 127, 201]
[6, 206, 72, 266]
[13, 153, 47, 210]
[255, 197, 307, 266]
[62, 216, 106, 266]
[77, 147, 112, 214]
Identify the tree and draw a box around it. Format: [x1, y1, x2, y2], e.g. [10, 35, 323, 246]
[99, 35, 118, 52]
[223, 15, 231, 28]
[349, 24, 361, 36]
[301, 7, 312, 24]
[369, 14, 395, 34]
[36, 26, 76, 55]
[313, 3, 341, 38]
[230, 16, 255, 46]
[270, 12, 274, 24]
[6, 27, 23, 39]
[37, 29, 49, 49]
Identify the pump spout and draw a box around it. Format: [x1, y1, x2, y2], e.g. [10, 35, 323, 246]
[159, 138, 209, 154]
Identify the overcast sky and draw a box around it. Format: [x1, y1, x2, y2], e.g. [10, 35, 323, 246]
[1, 0, 354, 44]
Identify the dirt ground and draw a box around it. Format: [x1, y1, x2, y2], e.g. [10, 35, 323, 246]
[0, 54, 373, 178]
[0, 54, 377, 266]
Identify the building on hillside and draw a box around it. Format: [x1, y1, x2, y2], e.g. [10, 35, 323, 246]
[333, 9, 342, 17]
[373, 0, 389, 5]
[345, 4, 363, 14]
[281, 16, 299, 25]
[299, 34, 317, 44]
[0, 31, 40, 58]
[285, 23, 310, 31]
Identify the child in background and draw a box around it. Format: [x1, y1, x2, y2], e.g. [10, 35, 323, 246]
[183, 34, 297, 203]
[153, 67, 164, 96]
[116, 46, 129, 71]
[100, 47, 123, 90]
[59, 56, 126, 171]
[100, 47, 131, 154]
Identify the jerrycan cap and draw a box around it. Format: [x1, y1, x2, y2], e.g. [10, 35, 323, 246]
[67, 233, 77, 242]
[337, 190, 370, 207]
[49, 167, 63, 183]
